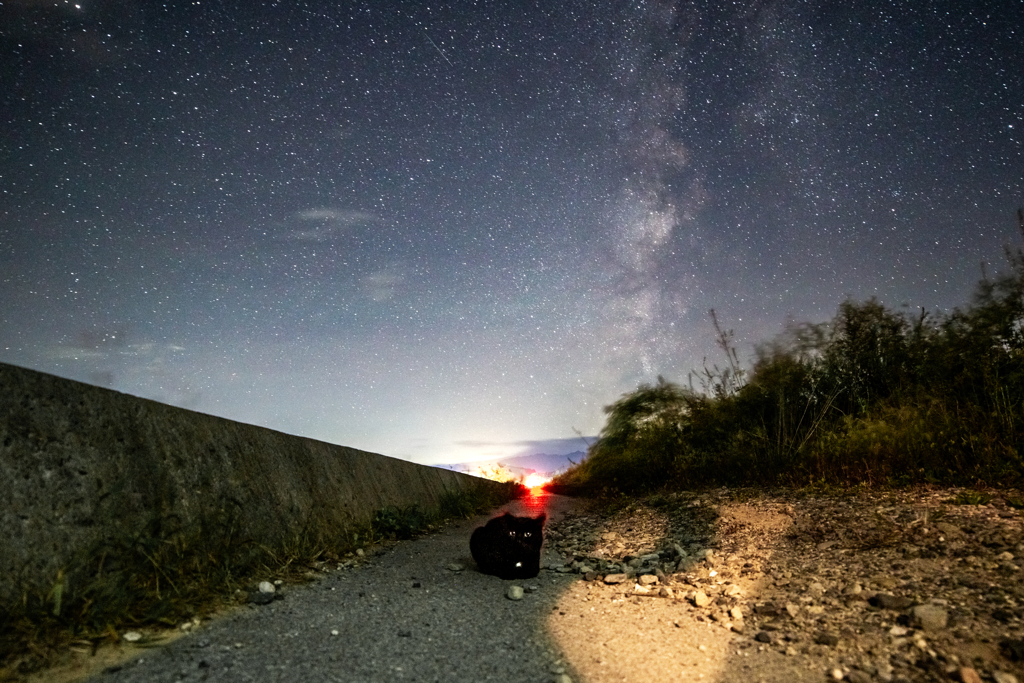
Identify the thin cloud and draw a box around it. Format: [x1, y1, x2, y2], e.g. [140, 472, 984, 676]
[279, 208, 382, 242]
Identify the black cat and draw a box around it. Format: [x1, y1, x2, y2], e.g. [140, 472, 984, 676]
[470, 512, 546, 580]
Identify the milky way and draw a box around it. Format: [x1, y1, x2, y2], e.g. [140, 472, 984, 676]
[1, 0, 1020, 464]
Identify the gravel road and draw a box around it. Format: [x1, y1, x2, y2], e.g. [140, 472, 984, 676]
[85, 492, 582, 683]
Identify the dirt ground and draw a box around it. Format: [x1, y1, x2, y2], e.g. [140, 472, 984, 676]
[544, 487, 1024, 683]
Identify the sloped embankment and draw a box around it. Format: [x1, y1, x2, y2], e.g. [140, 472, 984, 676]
[0, 361, 495, 622]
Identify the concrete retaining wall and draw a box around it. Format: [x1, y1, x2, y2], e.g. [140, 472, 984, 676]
[0, 361, 491, 611]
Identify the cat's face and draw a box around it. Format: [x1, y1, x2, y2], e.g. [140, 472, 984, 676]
[503, 513, 545, 547]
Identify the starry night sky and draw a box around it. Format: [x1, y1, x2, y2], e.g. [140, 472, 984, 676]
[1, 0, 1021, 465]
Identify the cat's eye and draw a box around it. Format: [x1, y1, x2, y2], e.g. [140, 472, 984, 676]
[523, 532, 531, 537]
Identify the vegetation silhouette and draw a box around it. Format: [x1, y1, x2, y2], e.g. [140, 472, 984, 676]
[551, 210, 1024, 494]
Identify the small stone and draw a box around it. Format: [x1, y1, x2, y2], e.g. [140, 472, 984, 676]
[506, 585, 524, 600]
[844, 582, 863, 595]
[123, 631, 142, 643]
[785, 603, 801, 618]
[249, 591, 275, 605]
[911, 604, 948, 632]
[889, 625, 908, 636]
[808, 581, 826, 595]
[356, 548, 365, 557]
[604, 573, 628, 584]
[870, 593, 915, 610]
[330, 629, 339, 636]
[447, 563, 464, 572]
[830, 667, 844, 680]
[755, 631, 775, 644]
[724, 584, 742, 597]
[692, 590, 712, 607]
[994, 673, 1020, 683]
[659, 586, 675, 599]
[814, 631, 839, 646]
[638, 574, 658, 585]
[730, 606, 744, 621]
[960, 667, 984, 683]
[633, 584, 652, 594]
[553, 675, 573, 683]
[602, 532, 618, 541]
[258, 581, 275, 593]
[847, 670, 873, 683]
[997, 551, 1016, 562]
[784, 645, 798, 656]
[731, 622, 745, 634]
[524, 584, 540, 593]
[1001, 638, 1024, 661]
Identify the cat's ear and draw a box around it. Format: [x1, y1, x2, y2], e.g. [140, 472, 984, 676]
[535, 513, 547, 523]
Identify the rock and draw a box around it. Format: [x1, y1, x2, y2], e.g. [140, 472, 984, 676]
[638, 574, 658, 585]
[249, 591, 275, 605]
[870, 593, 915, 610]
[830, 668, 844, 680]
[524, 584, 540, 593]
[692, 590, 711, 607]
[997, 551, 1016, 562]
[553, 675, 573, 683]
[911, 604, 948, 631]
[258, 581, 275, 593]
[785, 603, 801, 618]
[847, 670, 873, 683]
[960, 667, 984, 683]
[659, 586, 675, 599]
[1001, 638, 1024, 660]
[755, 603, 781, 617]
[447, 563, 465, 572]
[993, 673, 1020, 683]
[602, 532, 618, 541]
[731, 622, 745, 634]
[729, 606, 744, 621]
[633, 584, 652, 595]
[808, 581, 826, 596]
[755, 631, 775, 644]
[814, 631, 840, 646]
[724, 584, 742, 597]
[122, 631, 142, 642]
[506, 585, 524, 600]
[603, 573, 628, 584]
